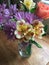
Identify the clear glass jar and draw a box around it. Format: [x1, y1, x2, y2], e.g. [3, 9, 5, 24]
[18, 41, 32, 58]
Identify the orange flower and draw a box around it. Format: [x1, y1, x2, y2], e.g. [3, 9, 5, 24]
[36, 2, 49, 19]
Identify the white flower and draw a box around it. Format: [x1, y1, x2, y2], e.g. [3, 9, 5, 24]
[38, 28, 45, 39]
[14, 30, 22, 39]
[24, 0, 33, 10]
[14, 19, 32, 39]
[31, 2, 36, 9]
[14, 30, 25, 39]
[40, 28, 45, 36]
[32, 20, 45, 39]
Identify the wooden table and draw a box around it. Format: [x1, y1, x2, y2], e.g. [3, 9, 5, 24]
[0, 31, 49, 65]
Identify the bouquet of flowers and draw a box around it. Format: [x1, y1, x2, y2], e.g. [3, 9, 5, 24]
[0, 0, 48, 57]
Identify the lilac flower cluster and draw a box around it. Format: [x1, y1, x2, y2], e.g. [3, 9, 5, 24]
[0, 4, 17, 39]
[0, 4, 18, 18]
[14, 12, 34, 24]
[14, 11, 43, 24]
[0, 4, 42, 39]
[3, 19, 16, 39]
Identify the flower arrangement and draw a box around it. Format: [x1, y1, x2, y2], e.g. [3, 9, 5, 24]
[0, 0, 48, 57]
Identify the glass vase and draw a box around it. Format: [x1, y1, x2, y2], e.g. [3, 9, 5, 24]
[18, 41, 32, 58]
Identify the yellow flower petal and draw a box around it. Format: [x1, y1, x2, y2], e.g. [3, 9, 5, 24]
[24, 0, 33, 9]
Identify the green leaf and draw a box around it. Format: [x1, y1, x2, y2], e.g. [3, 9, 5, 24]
[10, 18, 17, 21]
[21, 2, 29, 12]
[42, 25, 48, 36]
[29, 8, 36, 13]
[29, 39, 42, 48]
[33, 41, 42, 48]
[42, 33, 46, 36]
[44, 25, 48, 32]
[29, 4, 36, 13]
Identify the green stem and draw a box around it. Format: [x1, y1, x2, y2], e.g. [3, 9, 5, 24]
[29, 39, 42, 48]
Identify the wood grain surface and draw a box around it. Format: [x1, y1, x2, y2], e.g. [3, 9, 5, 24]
[0, 31, 49, 65]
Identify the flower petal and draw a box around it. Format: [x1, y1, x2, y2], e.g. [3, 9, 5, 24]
[14, 30, 22, 39]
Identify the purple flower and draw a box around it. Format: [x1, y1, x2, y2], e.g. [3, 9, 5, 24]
[25, 12, 34, 24]
[15, 12, 25, 20]
[3, 19, 16, 39]
[14, 12, 42, 24]
[9, 4, 18, 15]
[4, 9, 10, 17]
[15, 12, 34, 24]
[0, 13, 6, 25]
[0, 4, 18, 19]
[0, 4, 6, 13]
[0, 16, 3, 28]
[34, 15, 43, 21]
[2, 4, 6, 9]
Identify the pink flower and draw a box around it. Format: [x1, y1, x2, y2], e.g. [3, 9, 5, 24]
[36, 2, 49, 19]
